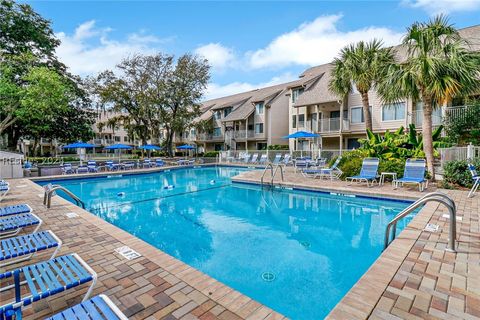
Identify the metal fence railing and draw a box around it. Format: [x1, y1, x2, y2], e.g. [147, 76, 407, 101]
[439, 144, 480, 168]
[219, 149, 350, 164]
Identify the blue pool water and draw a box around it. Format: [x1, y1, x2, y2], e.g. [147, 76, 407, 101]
[39, 166, 414, 319]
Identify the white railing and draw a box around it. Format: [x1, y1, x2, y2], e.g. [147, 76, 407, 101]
[445, 105, 469, 121]
[439, 145, 480, 166]
[218, 149, 351, 164]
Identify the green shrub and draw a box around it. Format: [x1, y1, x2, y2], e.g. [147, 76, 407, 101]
[443, 158, 480, 188]
[203, 151, 219, 157]
[378, 158, 406, 179]
[267, 144, 289, 150]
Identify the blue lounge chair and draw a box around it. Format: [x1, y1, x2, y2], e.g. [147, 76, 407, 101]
[0, 180, 9, 186]
[468, 164, 479, 198]
[0, 253, 97, 319]
[105, 160, 120, 171]
[76, 166, 88, 174]
[271, 154, 282, 165]
[123, 162, 135, 170]
[0, 185, 9, 202]
[0, 212, 42, 239]
[0, 204, 32, 217]
[87, 160, 99, 173]
[142, 159, 153, 168]
[155, 159, 165, 167]
[393, 159, 427, 192]
[346, 158, 380, 187]
[44, 294, 128, 320]
[294, 158, 309, 173]
[258, 154, 268, 165]
[281, 154, 291, 166]
[303, 157, 342, 180]
[0, 230, 62, 267]
[62, 163, 75, 175]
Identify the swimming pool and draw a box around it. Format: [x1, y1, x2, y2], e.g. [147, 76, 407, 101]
[39, 166, 414, 319]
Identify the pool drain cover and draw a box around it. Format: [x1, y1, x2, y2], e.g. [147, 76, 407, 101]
[300, 241, 311, 248]
[262, 272, 275, 282]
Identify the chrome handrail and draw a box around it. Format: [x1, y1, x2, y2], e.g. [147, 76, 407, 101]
[384, 192, 456, 252]
[44, 185, 85, 209]
[261, 164, 274, 187]
[271, 164, 284, 185]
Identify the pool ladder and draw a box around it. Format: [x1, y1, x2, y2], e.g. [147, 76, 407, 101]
[43, 185, 86, 209]
[384, 192, 456, 252]
[260, 163, 284, 188]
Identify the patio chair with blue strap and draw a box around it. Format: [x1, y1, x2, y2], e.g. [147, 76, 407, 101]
[0, 230, 62, 268]
[0, 204, 32, 218]
[393, 159, 428, 192]
[294, 158, 309, 173]
[44, 294, 128, 320]
[76, 166, 89, 174]
[142, 159, 153, 168]
[346, 157, 380, 187]
[105, 160, 119, 171]
[87, 160, 99, 173]
[0, 185, 9, 202]
[0, 180, 9, 186]
[258, 154, 268, 166]
[155, 158, 165, 167]
[249, 153, 259, 164]
[468, 163, 480, 198]
[0, 253, 97, 320]
[281, 154, 291, 166]
[271, 154, 282, 165]
[0, 212, 42, 239]
[303, 157, 342, 179]
[61, 163, 75, 175]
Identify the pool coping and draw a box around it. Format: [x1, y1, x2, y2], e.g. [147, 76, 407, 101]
[28, 166, 434, 319]
[23, 175, 286, 319]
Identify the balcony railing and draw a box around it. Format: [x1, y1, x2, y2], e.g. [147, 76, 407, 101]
[195, 133, 224, 142]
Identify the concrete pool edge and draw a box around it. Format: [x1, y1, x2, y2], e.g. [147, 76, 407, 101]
[22, 178, 286, 319]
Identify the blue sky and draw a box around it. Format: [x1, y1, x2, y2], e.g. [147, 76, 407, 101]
[27, 0, 480, 100]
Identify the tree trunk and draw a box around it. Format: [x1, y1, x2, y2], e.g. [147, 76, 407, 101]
[422, 97, 436, 181]
[360, 92, 373, 133]
[166, 129, 174, 157]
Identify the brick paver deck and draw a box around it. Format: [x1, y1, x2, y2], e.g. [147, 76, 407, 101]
[2, 166, 479, 319]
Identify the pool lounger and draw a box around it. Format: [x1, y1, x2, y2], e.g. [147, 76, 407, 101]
[0, 204, 33, 217]
[43, 294, 128, 320]
[0, 185, 9, 202]
[346, 158, 379, 187]
[0, 212, 42, 239]
[0, 253, 97, 319]
[0, 230, 62, 267]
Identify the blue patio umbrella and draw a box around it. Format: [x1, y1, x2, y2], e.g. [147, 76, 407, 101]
[139, 144, 162, 151]
[62, 141, 95, 165]
[282, 131, 319, 139]
[176, 144, 196, 150]
[104, 144, 133, 162]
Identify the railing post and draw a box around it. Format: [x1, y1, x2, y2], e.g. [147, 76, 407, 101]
[467, 143, 474, 160]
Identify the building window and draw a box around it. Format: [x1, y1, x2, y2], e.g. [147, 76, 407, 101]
[298, 114, 305, 128]
[255, 102, 264, 115]
[257, 143, 267, 150]
[351, 106, 371, 123]
[382, 102, 405, 121]
[123, 136, 129, 142]
[224, 107, 232, 118]
[213, 127, 222, 136]
[114, 136, 121, 142]
[347, 138, 361, 150]
[292, 115, 297, 128]
[214, 110, 222, 120]
[292, 88, 304, 103]
[255, 123, 264, 134]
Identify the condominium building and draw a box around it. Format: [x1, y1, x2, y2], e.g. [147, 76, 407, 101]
[191, 25, 479, 152]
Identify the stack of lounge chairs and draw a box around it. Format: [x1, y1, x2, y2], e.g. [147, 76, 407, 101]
[0, 199, 128, 319]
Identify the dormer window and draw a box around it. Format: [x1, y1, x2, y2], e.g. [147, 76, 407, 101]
[224, 107, 233, 118]
[292, 88, 304, 103]
[255, 102, 264, 115]
[214, 110, 222, 120]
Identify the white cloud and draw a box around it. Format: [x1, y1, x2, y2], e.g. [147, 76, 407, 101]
[403, 0, 480, 14]
[247, 14, 403, 69]
[56, 20, 164, 76]
[204, 73, 296, 100]
[194, 43, 236, 71]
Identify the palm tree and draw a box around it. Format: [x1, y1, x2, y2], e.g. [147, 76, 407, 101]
[329, 39, 395, 132]
[378, 15, 479, 179]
